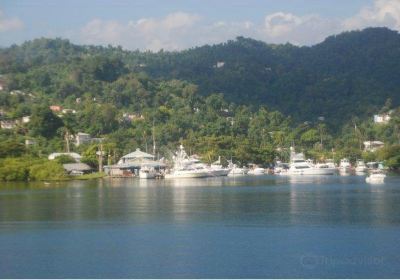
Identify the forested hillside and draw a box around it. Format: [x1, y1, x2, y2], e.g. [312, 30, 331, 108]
[1, 27, 399, 126]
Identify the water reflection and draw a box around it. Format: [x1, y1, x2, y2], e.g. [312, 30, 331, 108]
[1, 176, 400, 228]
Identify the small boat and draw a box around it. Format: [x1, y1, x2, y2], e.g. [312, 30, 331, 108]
[274, 161, 289, 175]
[248, 165, 265, 175]
[227, 160, 248, 176]
[366, 170, 386, 183]
[165, 168, 210, 178]
[355, 160, 367, 174]
[165, 145, 213, 179]
[325, 159, 337, 169]
[209, 156, 231, 177]
[339, 158, 352, 174]
[139, 166, 157, 179]
[286, 147, 336, 175]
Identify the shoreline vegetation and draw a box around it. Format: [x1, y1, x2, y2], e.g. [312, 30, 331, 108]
[0, 156, 106, 182]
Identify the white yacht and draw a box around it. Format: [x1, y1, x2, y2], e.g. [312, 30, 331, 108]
[228, 161, 248, 176]
[315, 162, 338, 174]
[189, 155, 231, 177]
[339, 158, 352, 174]
[355, 160, 367, 174]
[165, 167, 210, 178]
[248, 165, 265, 175]
[325, 159, 337, 169]
[139, 166, 157, 179]
[366, 170, 386, 183]
[165, 145, 211, 179]
[274, 161, 289, 175]
[209, 156, 231, 176]
[287, 147, 336, 175]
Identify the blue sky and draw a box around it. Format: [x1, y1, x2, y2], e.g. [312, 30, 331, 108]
[1, 0, 399, 50]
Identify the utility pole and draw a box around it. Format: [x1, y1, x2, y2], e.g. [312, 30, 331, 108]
[152, 120, 156, 157]
[99, 143, 103, 173]
[65, 130, 70, 153]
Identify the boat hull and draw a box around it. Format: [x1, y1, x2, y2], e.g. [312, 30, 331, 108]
[228, 168, 248, 176]
[248, 168, 265, 175]
[287, 167, 336, 175]
[366, 174, 386, 183]
[165, 170, 210, 178]
[209, 169, 231, 177]
[139, 172, 156, 179]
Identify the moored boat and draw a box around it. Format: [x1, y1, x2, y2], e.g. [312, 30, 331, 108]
[139, 166, 157, 179]
[339, 158, 352, 174]
[248, 165, 265, 175]
[355, 160, 367, 174]
[287, 147, 336, 175]
[366, 170, 386, 183]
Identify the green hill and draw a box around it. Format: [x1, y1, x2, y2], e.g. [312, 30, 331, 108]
[1, 27, 399, 127]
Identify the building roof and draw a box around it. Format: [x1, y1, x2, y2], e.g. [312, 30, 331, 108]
[48, 152, 82, 161]
[120, 148, 154, 160]
[107, 158, 165, 169]
[364, 141, 384, 145]
[77, 132, 90, 136]
[63, 163, 92, 172]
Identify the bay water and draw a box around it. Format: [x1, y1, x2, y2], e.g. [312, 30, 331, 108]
[0, 175, 400, 278]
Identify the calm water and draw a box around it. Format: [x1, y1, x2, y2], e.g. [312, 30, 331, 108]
[1, 175, 400, 278]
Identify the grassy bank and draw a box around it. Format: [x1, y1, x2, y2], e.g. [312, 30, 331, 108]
[72, 172, 106, 180]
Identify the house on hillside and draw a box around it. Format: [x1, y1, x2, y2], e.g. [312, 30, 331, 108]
[0, 120, 18, 129]
[213, 61, 225, 68]
[374, 111, 392, 124]
[25, 139, 36, 146]
[49, 105, 62, 112]
[62, 109, 76, 114]
[75, 132, 91, 146]
[22, 116, 31, 123]
[0, 79, 5, 91]
[48, 152, 82, 162]
[364, 141, 384, 152]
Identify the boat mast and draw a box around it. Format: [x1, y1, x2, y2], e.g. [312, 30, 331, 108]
[152, 120, 156, 158]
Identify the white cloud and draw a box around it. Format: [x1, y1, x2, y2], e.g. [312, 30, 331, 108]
[76, 0, 400, 51]
[343, 0, 400, 30]
[79, 12, 201, 51]
[261, 12, 340, 45]
[0, 10, 23, 32]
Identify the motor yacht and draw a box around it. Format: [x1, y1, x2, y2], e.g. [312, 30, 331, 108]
[287, 147, 336, 175]
[339, 158, 352, 174]
[366, 170, 386, 183]
[165, 145, 212, 179]
[248, 165, 265, 175]
[227, 160, 248, 176]
[355, 160, 367, 174]
[139, 166, 157, 179]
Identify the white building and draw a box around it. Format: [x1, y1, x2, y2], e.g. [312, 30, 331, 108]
[363, 141, 384, 152]
[25, 139, 36, 146]
[214, 61, 225, 68]
[62, 109, 76, 114]
[117, 148, 155, 164]
[374, 111, 392, 124]
[48, 152, 82, 162]
[75, 132, 92, 146]
[22, 116, 31, 123]
[0, 120, 17, 129]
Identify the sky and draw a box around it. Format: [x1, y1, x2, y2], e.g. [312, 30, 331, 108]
[1, 0, 400, 51]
